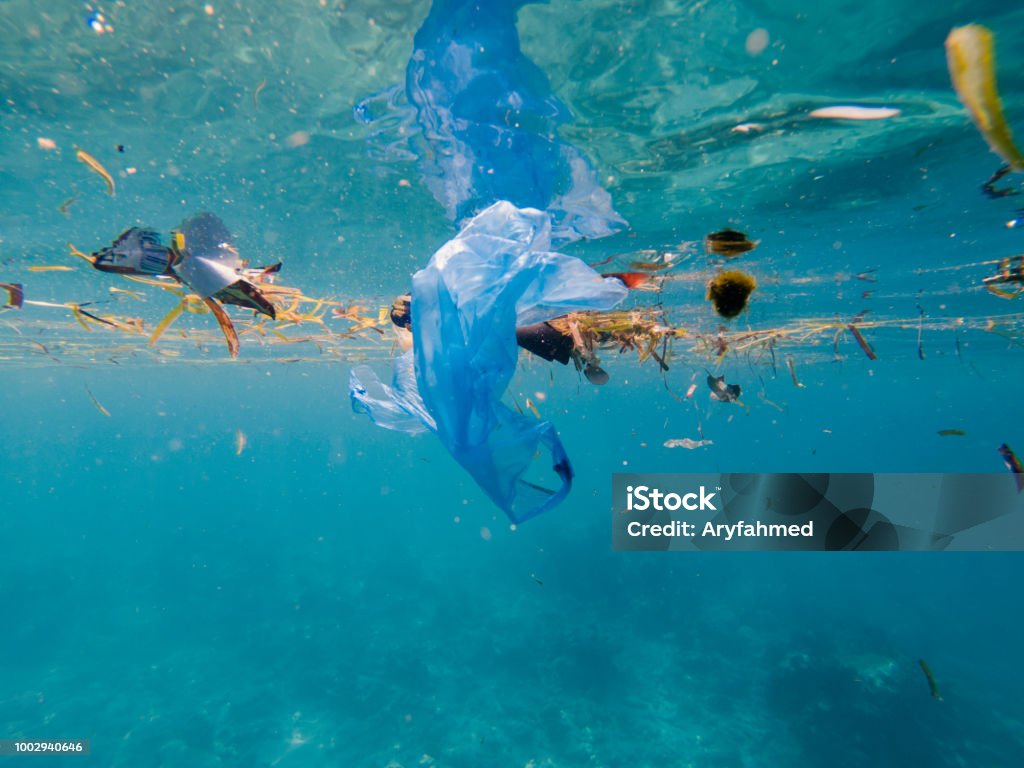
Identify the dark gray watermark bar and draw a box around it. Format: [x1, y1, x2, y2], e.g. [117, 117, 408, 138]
[612, 473, 1024, 551]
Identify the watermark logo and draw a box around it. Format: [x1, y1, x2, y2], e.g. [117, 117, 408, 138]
[613, 473, 1024, 552]
[625, 484, 718, 512]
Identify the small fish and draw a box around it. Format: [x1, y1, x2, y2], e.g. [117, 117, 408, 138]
[525, 398, 541, 419]
[26, 265, 74, 272]
[998, 443, 1024, 492]
[918, 659, 943, 702]
[75, 147, 116, 195]
[707, 372, 741, 403]
[235, 429, 247, 457]
[938, 429, 966, 437]
[58, 196, 77, 215]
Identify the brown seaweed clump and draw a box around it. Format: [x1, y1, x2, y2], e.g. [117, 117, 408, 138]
[705, 228, 757, 258]
[707, 270, 757, 318]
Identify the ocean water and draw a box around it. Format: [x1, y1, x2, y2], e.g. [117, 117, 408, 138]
[2, 0, 1024, 766]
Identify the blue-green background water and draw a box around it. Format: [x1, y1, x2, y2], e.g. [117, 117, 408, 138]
[2, 0, 1024, 765]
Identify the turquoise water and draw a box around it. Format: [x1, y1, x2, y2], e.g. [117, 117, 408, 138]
[2, 0, 1024, 765]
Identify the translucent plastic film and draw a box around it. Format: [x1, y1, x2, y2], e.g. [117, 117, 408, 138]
[352, 202, 627, 521]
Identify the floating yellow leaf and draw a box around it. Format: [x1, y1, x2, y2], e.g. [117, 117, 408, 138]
[946, 25, 1024, 171]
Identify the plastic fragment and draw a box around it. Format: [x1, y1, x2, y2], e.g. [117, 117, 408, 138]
[351, 201, 627, 522]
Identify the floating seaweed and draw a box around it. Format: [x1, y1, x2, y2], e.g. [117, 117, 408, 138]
[983, 255, 1024, 298]
[75, 147, 116, 195]
[707, 269, 757, 318]
[847, 322, 878, 360]
[84, 385, 111, 417]
[918, 659, 943, 702]
[786, 357, 806, 388]
[705, 228, 757, 258]
[945, 25, 1024, 172]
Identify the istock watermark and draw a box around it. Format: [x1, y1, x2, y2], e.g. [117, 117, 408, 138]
[625, 484, 718, 512]
[613, 473, 1024, 552]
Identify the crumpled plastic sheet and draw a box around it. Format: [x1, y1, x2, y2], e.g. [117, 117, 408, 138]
[351, 201, 628, 522]
[355, 0, 626, 245]
[172, 212, 244, 298]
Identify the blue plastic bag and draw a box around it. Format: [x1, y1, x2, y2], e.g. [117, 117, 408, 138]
[356, 0, 626, 245]
[351, 202, 628, 522]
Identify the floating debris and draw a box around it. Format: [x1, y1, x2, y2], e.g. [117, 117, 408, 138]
[918, 659, 943, 702]
[998, 443, 1024, 492]
[603, 271, 655, 290]
[707, 269, 757, 318]
[938, 429, 966, 437]
[204, 296, 240, 358]
[809, 105, 900, 120]
[945, 25, 1024, 171]
[707, 372, 741, 403]
[664, 438, 713, 449]
[149, 301, 187, 347]
[705, 228, 757, 258]
[847, 322, 878, 360]
[786, 357, 805, 388]
[75, 147, 116, 196]
[84, 385, 111, 417]
[253, 78, 267, 109]
[983, 255, 1024, 298]
[0, 283, 24, 308]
